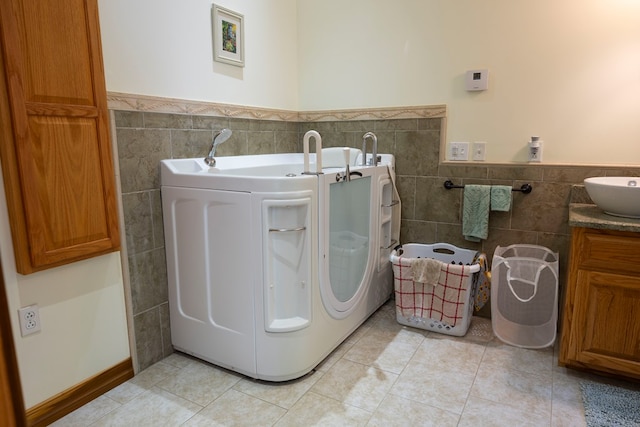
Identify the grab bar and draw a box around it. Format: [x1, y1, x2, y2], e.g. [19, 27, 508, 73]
[269, 226, 306, 233]
[381, 239, 398, 250]
[381, 200, 400, 208]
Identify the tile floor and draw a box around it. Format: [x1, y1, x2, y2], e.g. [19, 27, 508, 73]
[53, 299, 626, 426]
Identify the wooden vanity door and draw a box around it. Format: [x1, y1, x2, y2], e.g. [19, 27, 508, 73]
[0, 0, 120, 274]
[562, 227, 640, 379]
[569, 269, 640, 377]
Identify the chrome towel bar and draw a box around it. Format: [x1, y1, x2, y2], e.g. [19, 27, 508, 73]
[268, 226, 306, 232]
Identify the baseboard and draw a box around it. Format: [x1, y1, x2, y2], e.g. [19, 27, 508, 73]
[26, 358, 134, 427]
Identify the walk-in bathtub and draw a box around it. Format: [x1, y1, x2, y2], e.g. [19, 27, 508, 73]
[160, 148, 400, 381]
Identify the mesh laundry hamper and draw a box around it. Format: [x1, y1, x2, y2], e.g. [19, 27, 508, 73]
[491, 244, 559, 348]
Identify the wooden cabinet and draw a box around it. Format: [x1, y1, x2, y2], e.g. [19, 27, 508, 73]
[0, 0, 120, 274]
[559, 227, 640, 380]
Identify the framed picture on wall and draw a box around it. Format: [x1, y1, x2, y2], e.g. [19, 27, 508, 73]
[212, 4, 245, 67]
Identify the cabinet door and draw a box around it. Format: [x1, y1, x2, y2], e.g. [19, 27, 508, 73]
[0, 0, 119, 273]
[568, 268, 640, 378]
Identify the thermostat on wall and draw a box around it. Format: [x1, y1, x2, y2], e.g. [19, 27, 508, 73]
[465, 69, 489, 91]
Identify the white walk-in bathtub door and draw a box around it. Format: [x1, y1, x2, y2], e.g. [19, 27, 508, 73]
[319, 171, 377, 318]
[162, 186, 257, 376]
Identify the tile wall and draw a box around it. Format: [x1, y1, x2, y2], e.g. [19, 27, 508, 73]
[113, 109, 639, 370]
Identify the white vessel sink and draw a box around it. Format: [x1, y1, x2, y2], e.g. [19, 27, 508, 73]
[584, 177, 640, 219]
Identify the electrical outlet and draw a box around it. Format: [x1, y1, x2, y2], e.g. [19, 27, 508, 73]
[18, 305, 41, 336]
[473, 141, 487, 161]
[449, 142, 470, 161]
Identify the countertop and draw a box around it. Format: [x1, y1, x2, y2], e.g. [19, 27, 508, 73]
[569, 203, 640, 233]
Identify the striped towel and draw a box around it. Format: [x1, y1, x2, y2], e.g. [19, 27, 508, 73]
[473, 253, 491, 311]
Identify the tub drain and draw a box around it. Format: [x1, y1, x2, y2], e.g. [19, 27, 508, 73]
[285, 173, 297, 177]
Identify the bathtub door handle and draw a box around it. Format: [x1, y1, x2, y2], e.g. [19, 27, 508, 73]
[381, 200, 400, 208]
[269, 226, 306, 233]
[336, 171, 364, 182]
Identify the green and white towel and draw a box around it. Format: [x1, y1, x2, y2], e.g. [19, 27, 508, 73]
[490, 185, 512, 211]
[463, 185, 491, 242]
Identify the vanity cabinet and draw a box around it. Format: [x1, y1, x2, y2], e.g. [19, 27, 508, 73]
[559, 226, 640, 379]
[0, 0, 120, 273]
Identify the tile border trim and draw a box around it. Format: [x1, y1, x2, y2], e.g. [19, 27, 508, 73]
[106, 92, 446, 122]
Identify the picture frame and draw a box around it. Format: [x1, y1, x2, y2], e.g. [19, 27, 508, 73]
[212, 4, 245, 67]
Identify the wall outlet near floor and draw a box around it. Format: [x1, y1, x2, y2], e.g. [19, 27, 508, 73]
[473, 141, 487, 161]
[449, 142, 470, 161]
[18, 304, 41, 336]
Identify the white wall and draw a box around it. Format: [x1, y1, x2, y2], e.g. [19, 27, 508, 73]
[0, 168, 130, 408]
[98, 0, 299, 110]
[297, 0, 640, 164]
[98, 0, 640, 164]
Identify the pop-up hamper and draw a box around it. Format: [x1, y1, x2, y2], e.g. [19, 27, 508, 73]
[390, 243, 481, 336]
[491, 244, 559, 348]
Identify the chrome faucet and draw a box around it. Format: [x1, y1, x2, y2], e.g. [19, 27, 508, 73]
[204, 128, 232, 166]
[362, 132, 378, 166]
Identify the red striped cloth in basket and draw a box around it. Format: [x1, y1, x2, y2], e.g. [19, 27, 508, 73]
[392, 255, 472, 327]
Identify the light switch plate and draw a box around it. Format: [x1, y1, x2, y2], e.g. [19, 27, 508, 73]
[473, 141, 486, 161]
[449, 142, 470, 161]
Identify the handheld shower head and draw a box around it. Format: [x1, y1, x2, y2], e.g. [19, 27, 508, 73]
[205, 128, 233, 166]
[214, 128, 233, 147]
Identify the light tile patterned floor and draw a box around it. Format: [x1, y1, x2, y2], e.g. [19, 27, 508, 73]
[54, 299, 615, 426]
